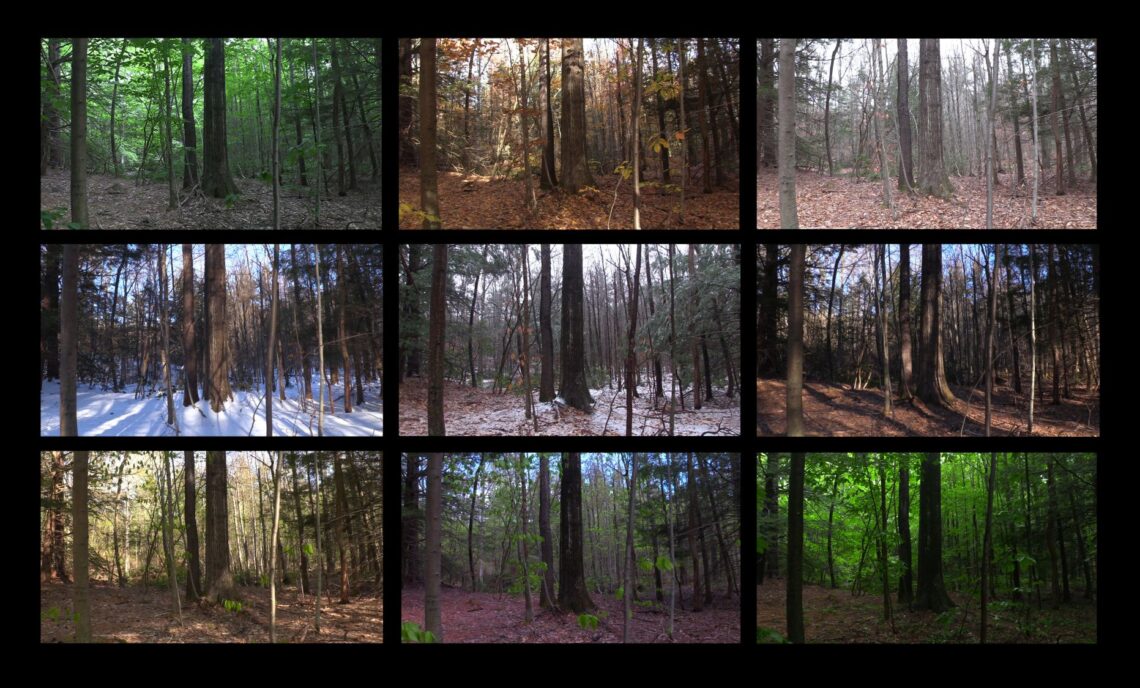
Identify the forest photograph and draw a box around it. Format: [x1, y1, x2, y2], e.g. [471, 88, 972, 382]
[756, 244, 1099, 436]
[41, 244, 383, 436]
[758, 39, 1097, 228]
[399, 38, 740, 229]
[398, 244, 741, 436]
[40, 451, 383, 643]
[758, 452, 1097, 644]
[40, 38, 381, 229]
[402, 453, 740, 644]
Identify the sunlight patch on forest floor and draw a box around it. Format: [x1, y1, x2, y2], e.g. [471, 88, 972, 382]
[756, 378, 1098, 437]
[756, 169, 1097, 229]
[40, 379, 383, 437]
[40, 169, 380, 229]
[399, 377, 739, 436]
[402, 586, 738, 643]
[757, 580, 1095, 644]
[40, 581, 382, 643]
[399, 170, 739, 229]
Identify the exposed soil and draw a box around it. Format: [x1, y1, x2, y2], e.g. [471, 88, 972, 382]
[756, 378, 1098, 436]
[40, 168, 380, 229]
[757, 580, 1096, 643]
[399, 169, 739, 229]
[40, 580, 382, 643]
[402, 585, 739, 643]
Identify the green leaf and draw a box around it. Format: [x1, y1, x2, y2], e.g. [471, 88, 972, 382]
[655, 555, 674, 572]
[577, 613, 599, 630]
[303, 543, 315, 557]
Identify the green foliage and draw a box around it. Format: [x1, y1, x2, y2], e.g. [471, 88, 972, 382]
[614, 162, 633, 180]
[224, 193, 240, 209]
[41, 606, 63, 622]
[41, 208, 68, 230]
[614, 586, 624, 600]
[757, 627, 788, 644]
[401, 621, 437, 643]
[577, 613, 600, 630]
[655, 555, 674, 572]
[222, 599, 244, 613]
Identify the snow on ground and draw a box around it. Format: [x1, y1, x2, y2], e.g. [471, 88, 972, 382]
[399, 373, 739, 436]
[41, 379, 383, 437]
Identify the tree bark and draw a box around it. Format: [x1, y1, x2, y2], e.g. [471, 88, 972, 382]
[915, 453, 955, 612]
[419, 39, 440, 227]
[201, 39, 237, 198]
[427, 244, 447, 434]
[560, 39, 595, 192]
[205, 451, 234, 601]
[425, 453, 443, 639]
[60, 245, 78, 435]
[539, 245, 555, 401]
[559, 245, 592, 410]
[897, 39, 914, 188]
[72, 451, 92, 641]
[787, 452, 805, 642]
[558, 453, 595, 612]
[787, 245, 805, 435]
[70, 38, 88, 227]
[918, 39, 953, 198]
[777, 39, 798, 227]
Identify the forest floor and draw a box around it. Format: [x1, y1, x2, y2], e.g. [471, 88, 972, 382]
[756, 169, 1097, 228]
[40, 580, 382, 643]
[756, 378, 1098, 436]
[40, 378, 383, 436]
[399, 375, 740, 436]
[399, 169, 739, 229]
[40, 169, 381, 229]
[757, 580, 1096, 643]
[402, 586, 739, 643]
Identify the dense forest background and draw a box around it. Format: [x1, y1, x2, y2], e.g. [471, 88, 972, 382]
[403, 453, 739, 643]
[40, 38, 381, 229]
[41, 244, 383, 436]
[399, 244, 740, 436]
[41, 451, 382, 643]
[758, 244, 1099, 436]
[400, 38, 739, 228]
[759, 452, 1096, 643]
[760, 39, 1096, 228]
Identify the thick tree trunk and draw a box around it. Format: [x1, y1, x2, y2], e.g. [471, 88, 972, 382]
[539, 245, 555, 401]
[560, 39, 595, 192]
[181, 245, 200, 405]
[559, 245, 593, 410]
[915, 453, 955, 612]
[918, 39, 953, 198]
[201, 39, 238, 198]
[205, 245, 232, 411]
[205, 451, 234, 601]
[558, 453, 595, 612]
